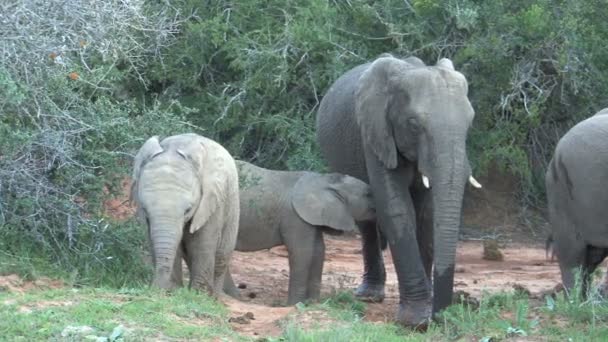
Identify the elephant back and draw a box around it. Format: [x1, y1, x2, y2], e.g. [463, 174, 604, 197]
[316, 63, 370, 181]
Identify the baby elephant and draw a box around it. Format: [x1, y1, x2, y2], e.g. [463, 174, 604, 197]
[224, 161, 375, 305]
[131, 134, 239, 296]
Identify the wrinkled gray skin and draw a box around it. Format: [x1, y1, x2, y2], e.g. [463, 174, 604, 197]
[223, 161, 376, 305]
[546, 108, 608, 298]
[131, 133, 240, 296]
[316, 54, 479, 328]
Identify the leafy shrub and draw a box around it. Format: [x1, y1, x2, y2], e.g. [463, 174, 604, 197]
[2, 0, 608, 282]
[146, 0, 608, 207]
[0, 0, 193, 285]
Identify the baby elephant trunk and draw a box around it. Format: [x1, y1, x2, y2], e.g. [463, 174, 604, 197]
[149, 217, 183, 289]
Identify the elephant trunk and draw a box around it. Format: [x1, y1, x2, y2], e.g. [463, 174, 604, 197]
[431, 144, 467, 314]
[149, 216, 183, 289]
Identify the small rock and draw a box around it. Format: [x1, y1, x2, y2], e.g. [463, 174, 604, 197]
[229, 312, 255, 324]
[473, 279, 478, 284]
[248, 292, 257, 299]
[455, 266, 466, 273]
[61, 325, 95, 338]
[513, 284, 531, 296]
[453, 290, 480, 309]
[3, 299, 16, 306]
[238, 283, 247, 289]
[482, 240, 504, 261]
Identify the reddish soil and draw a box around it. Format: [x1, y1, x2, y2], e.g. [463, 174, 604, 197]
[225, 236, 571, 334]
[0, 274, 63, 294]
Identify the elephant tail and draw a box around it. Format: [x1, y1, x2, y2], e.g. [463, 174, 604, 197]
[545, 234, 556, 261]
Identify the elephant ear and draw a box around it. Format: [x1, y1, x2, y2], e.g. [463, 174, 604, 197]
[403, 56, 425, 67]
[130, 136, 164, 215]
[291, 173, 357, 232]
[355, 57, 409, 169]
[436, 58, 455, 70]
[189, 137, 236, 234]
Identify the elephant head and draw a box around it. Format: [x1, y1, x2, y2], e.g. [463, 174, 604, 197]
[355, 55, 480, 313]
[131, 134, 228, 290]
[291, 173, 375, 233]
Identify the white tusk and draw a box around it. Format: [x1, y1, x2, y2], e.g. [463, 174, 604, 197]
[469, 175, 482, 188]
[422, 175, 430, 188]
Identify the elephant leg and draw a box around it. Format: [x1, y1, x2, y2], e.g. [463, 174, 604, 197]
[283, 222, 317, 305]
[306, 231, 326, 301]
[170, 242, 184, 287]
[582, 246, 608, 298]
[412, 187, 433, 279]
[366, 159, 431, 328]
[354, 219, 386, 302]
[555, 234, 586, 297]
[222, 266, 240, 299]
[212, 246, 232, 295]
[184, 229, 216, 296]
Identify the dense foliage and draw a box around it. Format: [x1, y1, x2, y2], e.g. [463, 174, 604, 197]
[1, 0, 607, 284]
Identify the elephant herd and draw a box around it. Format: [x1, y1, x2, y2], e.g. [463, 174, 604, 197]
[130, 53, 608, 329]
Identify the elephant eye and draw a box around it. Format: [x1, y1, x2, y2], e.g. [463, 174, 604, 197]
[407, 117, 422, 134]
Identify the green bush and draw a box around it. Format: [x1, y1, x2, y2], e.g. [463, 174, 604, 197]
[2, 0, 608, 282]
[0, 0, 194, 285]
[146, 0, 608, 206]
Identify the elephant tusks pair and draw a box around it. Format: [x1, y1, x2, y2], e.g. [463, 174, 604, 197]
[420, 175, 482, 189]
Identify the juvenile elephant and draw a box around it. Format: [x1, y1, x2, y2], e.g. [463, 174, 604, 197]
[223, 161, 375, 305]
[316, 54, 481, 327]
[131, 133, 240, 295]
[546, 108, 608, 297]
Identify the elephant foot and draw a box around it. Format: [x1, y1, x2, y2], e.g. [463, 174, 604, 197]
[396, 299, 432, 331]
[354, 282, 385, 303]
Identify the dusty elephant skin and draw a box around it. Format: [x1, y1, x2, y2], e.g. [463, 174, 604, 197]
[223, 161, 375, 305]
[315, 54, 481, 327]
[130, 133, 240, 296]
[546, 108, 608, 298]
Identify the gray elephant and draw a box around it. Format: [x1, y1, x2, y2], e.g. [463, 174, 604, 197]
[131, 133, 240, 295]
[316, 54, 481, 328]
[223, 161, 375, 305]
[546, 108, 608, 298]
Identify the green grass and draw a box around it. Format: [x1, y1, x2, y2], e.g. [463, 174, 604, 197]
[276, 290, 608, 341]
[1, 285, 608, 341]
[0, 287, 237, 341]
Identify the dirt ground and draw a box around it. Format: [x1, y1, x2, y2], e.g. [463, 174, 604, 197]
[224, 236, 574, 336]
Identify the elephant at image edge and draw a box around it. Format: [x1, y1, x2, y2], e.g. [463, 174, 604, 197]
[131, 133, 240, 295]
[316, 54, 481, 327]
[546, 108, 608, 298]
[223, 161, 376, 305]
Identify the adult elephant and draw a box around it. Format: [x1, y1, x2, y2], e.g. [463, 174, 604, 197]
[315, 54, 481, 328]
[546, 108, 608, 298]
